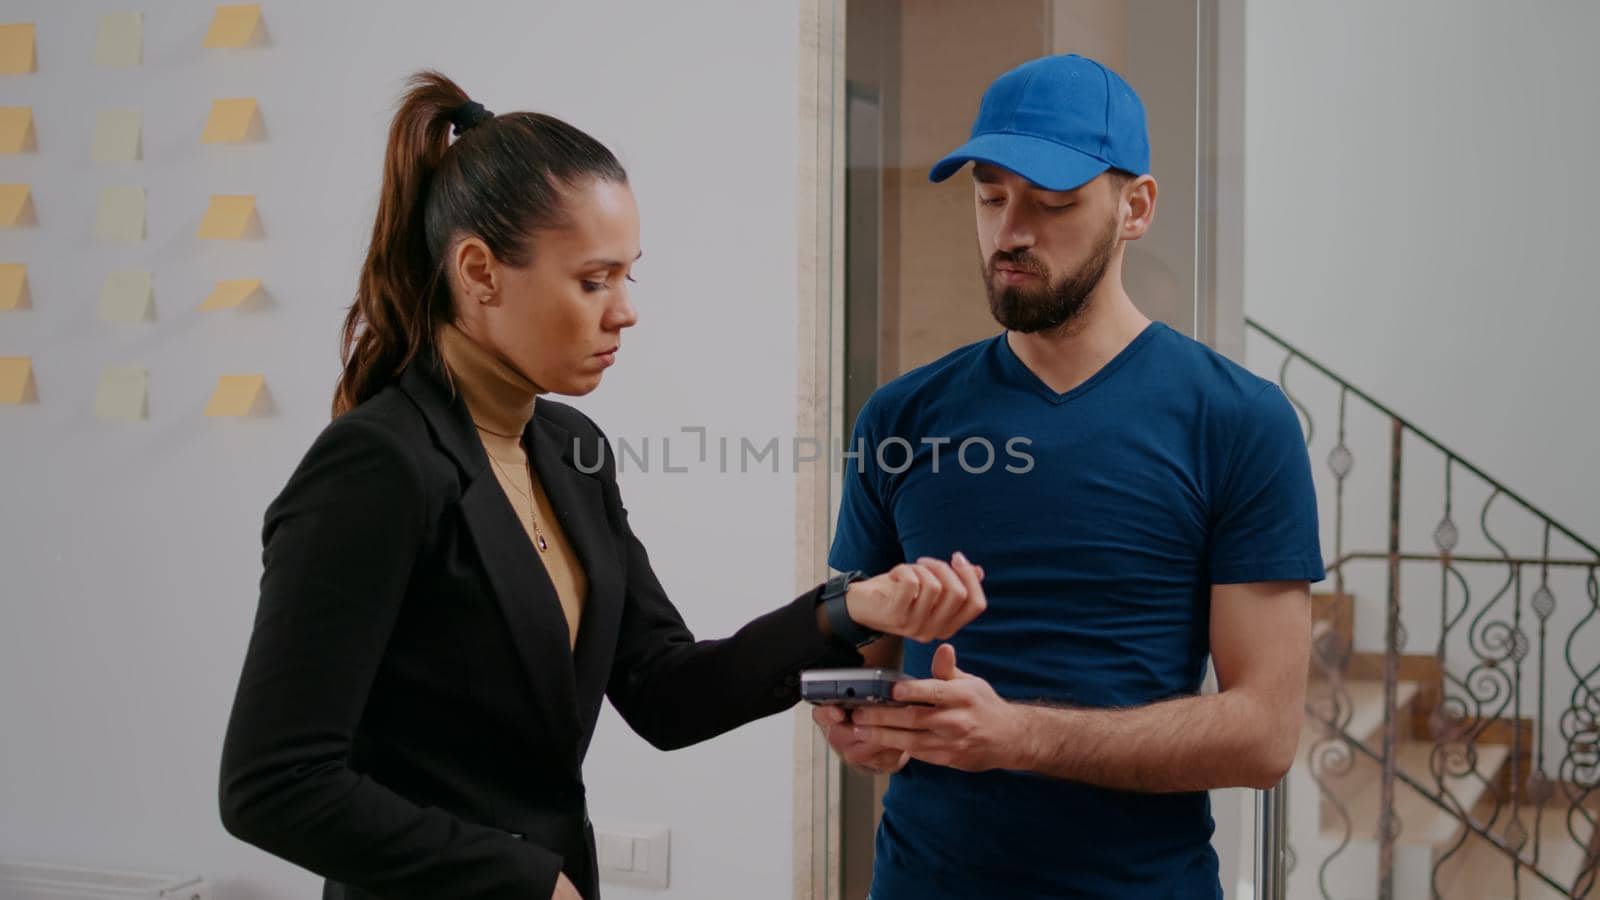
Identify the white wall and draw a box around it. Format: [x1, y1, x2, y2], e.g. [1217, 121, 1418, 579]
[1242, 0, 1600, 547]
[0, 2, 805, 898]
[1242, 2, 1600, 890]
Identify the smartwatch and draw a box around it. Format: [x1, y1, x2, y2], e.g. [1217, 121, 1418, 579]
[819, 570, 880, 648]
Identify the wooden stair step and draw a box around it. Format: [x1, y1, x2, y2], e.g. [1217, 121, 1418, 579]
[1348, 680, 1419, 747]
[1433, 803, 1597, 899]
[1324, 740, 1512, 847]
[1305, 679, 1424, 834]
[1303, 679, 1422, 749]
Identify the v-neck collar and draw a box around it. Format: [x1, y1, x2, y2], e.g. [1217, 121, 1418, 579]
[994, 321, 1163, 405]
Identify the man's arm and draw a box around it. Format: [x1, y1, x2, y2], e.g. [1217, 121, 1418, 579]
[1015, 580, 1310, 790]
[849, 580, 1311, 792]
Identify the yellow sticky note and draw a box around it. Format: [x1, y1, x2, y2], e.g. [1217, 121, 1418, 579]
[205, 373, 269, 417]
[0, 107, 35, 153]
[0, 184, 33, 227]
[1, 263, 29, 310]
[95, 366, 148, 420]
[198, 194, 260, 239]
[95, 186, 145, 241]
[202, 98, 263, 143]
[95, 13, 141, 68]
[0, 356, 37, 404]
[99, 270, 154, 322]
[0, 23, 37, 75]
[92, 109, 141, 163]
[203, 5, 262, 49]
[200, 277, 263, 311]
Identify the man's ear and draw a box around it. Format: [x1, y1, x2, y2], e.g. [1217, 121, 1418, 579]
[1121, 175, 1158, 242]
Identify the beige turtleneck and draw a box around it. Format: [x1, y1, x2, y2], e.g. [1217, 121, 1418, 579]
[437, 323, 587, 649]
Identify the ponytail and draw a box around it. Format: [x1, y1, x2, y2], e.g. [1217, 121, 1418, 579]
[333, 71, 626, 417]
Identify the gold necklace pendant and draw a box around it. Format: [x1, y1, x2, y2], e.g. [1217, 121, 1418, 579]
[486, 451, 550, 553]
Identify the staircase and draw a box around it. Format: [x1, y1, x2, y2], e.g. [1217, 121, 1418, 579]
[1248, 319, 1600, 899]
[1293, 594, 1596, 898]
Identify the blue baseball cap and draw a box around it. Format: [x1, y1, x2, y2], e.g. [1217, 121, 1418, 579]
[930, 54, 1150, 191]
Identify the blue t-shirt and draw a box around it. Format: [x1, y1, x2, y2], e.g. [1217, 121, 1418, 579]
[829, 323, 1324, 900]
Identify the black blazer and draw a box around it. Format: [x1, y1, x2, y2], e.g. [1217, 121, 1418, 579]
[219, 361, 861, 900]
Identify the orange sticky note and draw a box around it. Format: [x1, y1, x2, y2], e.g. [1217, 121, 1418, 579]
[202, 98, 263, 143]
[0, 184, 33, 227]
[0, 106, 35, 152]
[1, 263, 31, 310]
[198, 194, 260, 239]
[202, 5, 262, 49]
[0, 356, 37, 404]
[205, 373, 269, 416]
[200, 277, 263, 311]
[0, 23, 37, 74]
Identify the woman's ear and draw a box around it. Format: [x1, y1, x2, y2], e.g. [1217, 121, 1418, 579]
[453, 237, 499, 305]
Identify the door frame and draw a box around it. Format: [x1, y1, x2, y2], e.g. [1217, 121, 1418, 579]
[792, 2, 1251, 896]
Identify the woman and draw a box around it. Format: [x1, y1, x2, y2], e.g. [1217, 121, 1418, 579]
[217, 72, 986, 900]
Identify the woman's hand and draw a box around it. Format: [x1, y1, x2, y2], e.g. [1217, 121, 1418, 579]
[551, 872, 583, 900]
[845, 553, 986, 643]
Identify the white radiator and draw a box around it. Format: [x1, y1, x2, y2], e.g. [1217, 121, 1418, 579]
[0, 861, 207, 900]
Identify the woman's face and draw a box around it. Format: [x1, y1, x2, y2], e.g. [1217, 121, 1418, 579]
[454, 177, 641, 396]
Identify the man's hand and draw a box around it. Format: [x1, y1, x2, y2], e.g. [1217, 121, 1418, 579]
[844, 554, 986, 643]
[812, 704, 911, 775]
[847, 644, 1028, 772]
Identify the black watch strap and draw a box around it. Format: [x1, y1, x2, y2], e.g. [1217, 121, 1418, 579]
[820, 570, 880, 648]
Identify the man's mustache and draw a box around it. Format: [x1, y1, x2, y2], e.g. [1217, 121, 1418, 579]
[988, 250, 1050, 279]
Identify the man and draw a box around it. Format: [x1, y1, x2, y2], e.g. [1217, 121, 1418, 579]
[816, 54, 1323, 899]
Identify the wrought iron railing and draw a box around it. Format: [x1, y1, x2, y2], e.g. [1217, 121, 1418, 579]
[1248, 318, 1600, 899]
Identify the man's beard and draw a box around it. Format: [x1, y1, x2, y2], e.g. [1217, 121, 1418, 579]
[985, 218, 1119, 334]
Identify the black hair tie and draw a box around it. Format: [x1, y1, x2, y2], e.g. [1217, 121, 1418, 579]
[449, 100, 494, 137]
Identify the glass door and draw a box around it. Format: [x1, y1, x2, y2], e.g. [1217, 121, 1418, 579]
[806, 1, 1259, 897]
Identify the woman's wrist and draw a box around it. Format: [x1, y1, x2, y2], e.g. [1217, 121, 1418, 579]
[817, 571, 879, 648]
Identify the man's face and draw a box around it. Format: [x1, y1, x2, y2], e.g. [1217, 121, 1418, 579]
[973, 164, 1127, 333]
